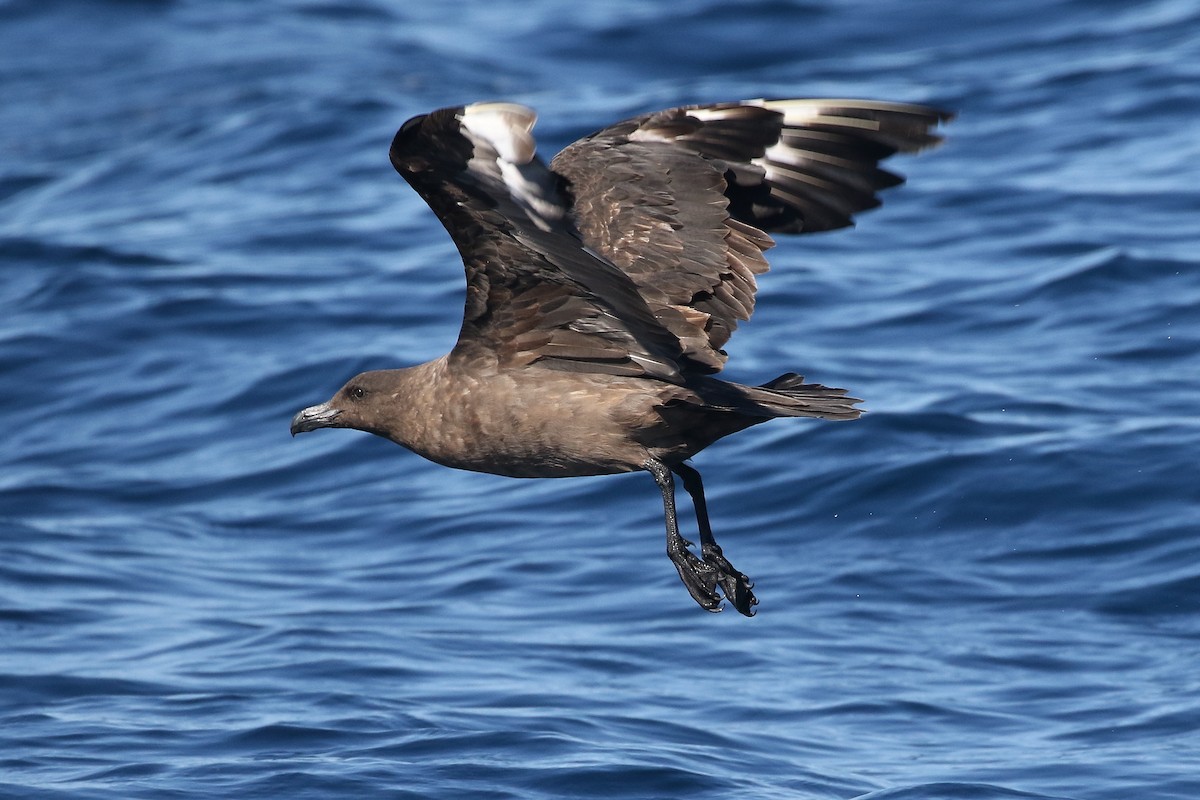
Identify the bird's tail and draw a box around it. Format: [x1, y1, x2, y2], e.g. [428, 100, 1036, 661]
[738, 372, 862, 421]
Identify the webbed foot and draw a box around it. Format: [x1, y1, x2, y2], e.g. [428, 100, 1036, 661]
[647, 457, 759, 617]
[667, 536, 758, 616]
[701, 542, 758, 616]
[667, 538, 723, 612]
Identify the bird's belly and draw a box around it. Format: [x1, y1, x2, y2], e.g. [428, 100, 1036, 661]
[400, 372, 661, 479]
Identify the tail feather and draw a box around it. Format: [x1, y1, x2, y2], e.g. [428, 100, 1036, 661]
[746, 372, 862, 420]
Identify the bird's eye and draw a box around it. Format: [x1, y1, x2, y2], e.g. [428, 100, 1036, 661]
[350, 386, 366, 400]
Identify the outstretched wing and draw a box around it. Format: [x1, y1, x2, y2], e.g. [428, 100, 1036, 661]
[551, 99, 952, 368]
[389, 103, 690, 380]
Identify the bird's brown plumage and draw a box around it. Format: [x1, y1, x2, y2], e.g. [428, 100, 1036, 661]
[292, 97, 951, 615]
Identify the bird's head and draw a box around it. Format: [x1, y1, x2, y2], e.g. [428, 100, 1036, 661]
[290, 369, 403, 440]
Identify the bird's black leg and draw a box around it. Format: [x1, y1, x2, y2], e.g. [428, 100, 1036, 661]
[672, 462, 758, 616]
[644, 458, 722, 612]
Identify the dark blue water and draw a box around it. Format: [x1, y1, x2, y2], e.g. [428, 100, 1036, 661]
[3, 1, 1199, 798]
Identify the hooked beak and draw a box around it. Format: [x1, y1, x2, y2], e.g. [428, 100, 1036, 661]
[290, 402, 343, 436]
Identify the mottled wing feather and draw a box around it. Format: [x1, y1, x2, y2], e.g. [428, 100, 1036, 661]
[389, 103, 689, 380]
[552, 98, 952, 367]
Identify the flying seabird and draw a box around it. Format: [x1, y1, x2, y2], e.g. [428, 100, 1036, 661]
[291, 97, 951, 616]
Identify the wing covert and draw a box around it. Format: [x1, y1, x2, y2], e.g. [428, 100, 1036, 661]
[389, 103, 691, 380]
[551, 98, 952, 368]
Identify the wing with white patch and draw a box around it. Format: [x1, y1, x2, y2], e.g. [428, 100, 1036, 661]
[551, 98, 952, 367]
[389, 103, 690, 380]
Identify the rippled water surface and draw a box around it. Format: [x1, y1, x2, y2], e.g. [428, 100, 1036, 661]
[3, 1, 1199, 798]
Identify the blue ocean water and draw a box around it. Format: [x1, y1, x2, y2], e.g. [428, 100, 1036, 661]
[2, 0, 1199, 797]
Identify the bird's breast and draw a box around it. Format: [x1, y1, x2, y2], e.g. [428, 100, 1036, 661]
[393, 366, 663, 479]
